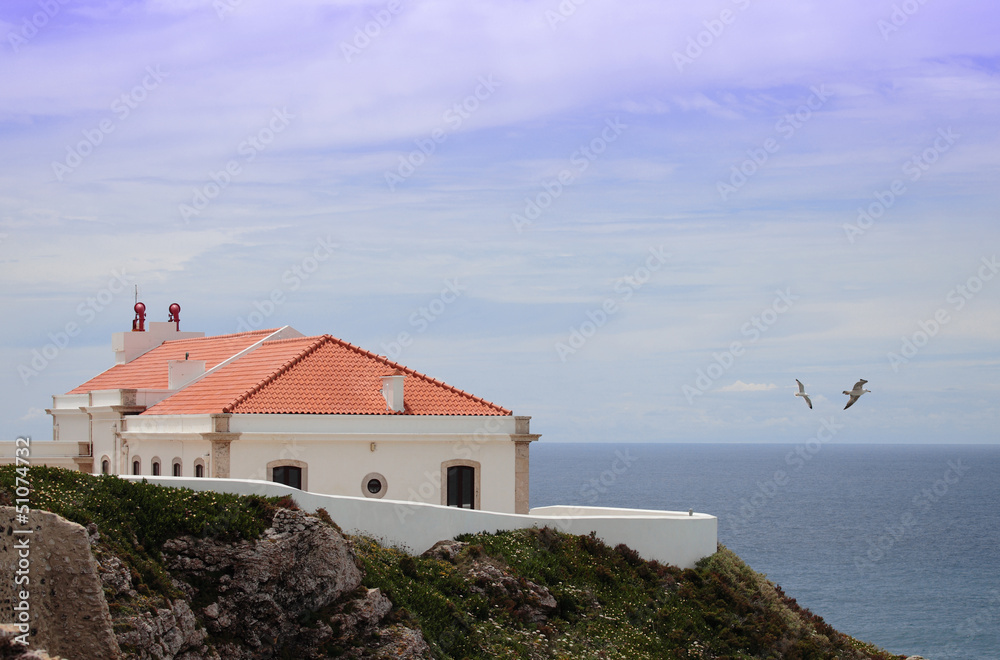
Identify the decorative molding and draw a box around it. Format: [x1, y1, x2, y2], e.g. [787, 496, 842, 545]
[267, 458, 308, 491]
[361, 472, 388, 499]
[440, 458, 481, 509]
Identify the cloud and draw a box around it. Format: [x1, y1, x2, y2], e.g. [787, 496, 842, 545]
[1, 1, 998, 446]
[20, 407, 46, 421]
[718, 381, 778, 393]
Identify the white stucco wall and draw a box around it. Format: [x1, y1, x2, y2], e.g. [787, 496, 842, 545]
[227, 413, 518, 435]
[121, 476, 718, 569]
[49, 408, 89, 444]
[115, 413, 525, 512]
[229, 434, 516, 511]
[120, 437, 211, 477]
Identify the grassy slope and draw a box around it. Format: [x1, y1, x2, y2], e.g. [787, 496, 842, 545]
[0, 466, 287, 604]
[355, 529, 905, 660]
[1, 467, 905, 660]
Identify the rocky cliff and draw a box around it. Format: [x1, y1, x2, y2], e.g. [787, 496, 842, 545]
[1, 466, 923, 660]
[0, 505, 430, 660]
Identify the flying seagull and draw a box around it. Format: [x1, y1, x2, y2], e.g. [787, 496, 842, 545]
[795, 379, 813, 409]
[843, 379, 871, 410]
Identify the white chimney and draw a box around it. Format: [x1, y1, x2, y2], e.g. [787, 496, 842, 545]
[168, 358, 206, 390]
[380, 372, 405, 412]
[113, 321, 205, 364]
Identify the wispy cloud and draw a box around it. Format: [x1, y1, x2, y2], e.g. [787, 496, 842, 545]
[718, 381, 778, 393]
[0, 0, 997, 444]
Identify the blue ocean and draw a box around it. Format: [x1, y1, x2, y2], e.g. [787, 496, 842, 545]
[529, 443, 1000, 660]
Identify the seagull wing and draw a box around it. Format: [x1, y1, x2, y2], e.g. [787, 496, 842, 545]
[803, 394, 813, 409]
[844, 395, 859, 410]
[853, 379, 867, 390]
[796, 379, 806, 394]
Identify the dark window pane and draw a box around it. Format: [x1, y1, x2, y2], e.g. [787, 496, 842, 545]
[273, 466, 302, 490]
[447, 466, 474, 509]
[132, 460, 140, 475]
[152, 462, 160, 476]
[447, 467, 458, 506]
[172, 463, 181, 477]
[195, 464, 204, 478]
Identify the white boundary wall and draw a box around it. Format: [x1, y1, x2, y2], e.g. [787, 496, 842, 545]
[121, 476, 718, 569]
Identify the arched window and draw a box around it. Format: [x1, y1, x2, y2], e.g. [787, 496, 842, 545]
[151, 459, 161, 476]
[132, 458, 141, 475]
[447, 466, 475, 508]
[267, 460, 308, 491]
[172, 459, 182, 477]
[441, 459, 480, 509]
[195, 464, 204, 478]
[101, 457, 110, 475]
[272, 466, 302, 489]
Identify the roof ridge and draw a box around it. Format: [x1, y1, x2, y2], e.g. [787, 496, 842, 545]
[223, 335, 330, 413]
[323, 335, 510, 415]
[159, 328, 277, 345]
[261, 335, 319, 345]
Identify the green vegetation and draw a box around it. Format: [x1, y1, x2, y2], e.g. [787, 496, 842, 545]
[0, 465, 287, 603]
[2, 466, 904, 660]
[355, 527, 905, 659]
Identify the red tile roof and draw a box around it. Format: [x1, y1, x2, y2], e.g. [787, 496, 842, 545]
[77, 332, 510, 417]
[67, 329, 278, 394]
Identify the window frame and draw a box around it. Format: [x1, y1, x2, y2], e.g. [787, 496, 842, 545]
[361, 472, 388, 499]
[441, 459, 481, 509]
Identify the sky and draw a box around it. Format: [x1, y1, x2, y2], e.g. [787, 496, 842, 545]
[1, 0, 998, 446]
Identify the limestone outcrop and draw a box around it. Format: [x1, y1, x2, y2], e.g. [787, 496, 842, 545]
[2, 506, 431, 660]
[422, 538, 558, 625]
[0, 509, 121, 660]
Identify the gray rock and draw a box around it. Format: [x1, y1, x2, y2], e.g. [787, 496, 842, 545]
[115, 600, 213, 660]
[329, 588, 393, 639]
[422, 539, 468, 563]
[0, 624, 66, 660]
[162, 507, 363, 653]
[0, 507, 121, 660]
[371, 624, 433, 659]
[97, 551, 136, 598]
[466, 559, 557, 624]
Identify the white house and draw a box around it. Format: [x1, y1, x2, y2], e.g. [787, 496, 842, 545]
[2, 303, 718, 568]
[15, 303, 539, 514]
